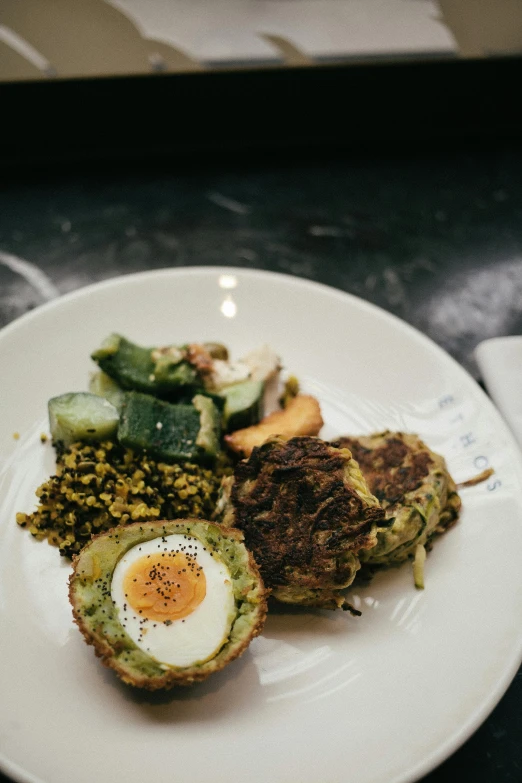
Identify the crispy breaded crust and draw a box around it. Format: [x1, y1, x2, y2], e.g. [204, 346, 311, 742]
[229, 436, 383, 601]
[69, 519, 268, 689]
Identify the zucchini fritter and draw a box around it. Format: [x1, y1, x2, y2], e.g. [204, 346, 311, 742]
[218, 436, 384, 610]
[332, 432, 461, 566]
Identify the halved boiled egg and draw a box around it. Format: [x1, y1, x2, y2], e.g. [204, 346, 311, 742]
[111, 534, 236, 667]
[69, 519, 267, 689]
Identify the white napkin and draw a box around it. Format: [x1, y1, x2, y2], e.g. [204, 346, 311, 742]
[475, 336, 522, 448]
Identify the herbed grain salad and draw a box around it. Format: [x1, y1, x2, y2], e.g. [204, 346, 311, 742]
[16, 332, 464, 689]
[16, 441, 232, 557]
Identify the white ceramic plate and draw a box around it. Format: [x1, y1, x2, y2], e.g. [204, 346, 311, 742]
[1, 267, 522, 783]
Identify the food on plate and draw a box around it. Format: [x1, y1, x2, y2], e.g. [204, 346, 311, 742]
[224, 395, 324, 457]
[19, 331, 462, 620]
[413, 541, 427, 590]
[16, 441, 231, 557]
[331, 432, 461, 583]
[91, 334, 200, 397]
[219, 379, 264, 432]
[88, 370, 125, 411]
[15, 325, 468, 699]
[17, 337, 290, 557]
[117, 392, 221, 462]
[90, 336, 279, 436]
[91, 335, 279, 409]
[69, 518, 267, 688]
[216, 435, 384, 610]
[48, 392, 120, 446]
[279, 374, 300, 408]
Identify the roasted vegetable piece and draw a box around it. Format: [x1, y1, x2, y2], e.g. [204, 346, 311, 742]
[48, 392, 119, 446]
[91, 334, 199, 397]
[225, 394, 323, 456]
[279, 375, 300, 408]
[219, 380, 264, 433]
[192, 394, 221, 457]
[202, 342, 229, 360]
[91, 334, 156, 392]
[118, 391, 221, 462]
[88, 370, 125, 411]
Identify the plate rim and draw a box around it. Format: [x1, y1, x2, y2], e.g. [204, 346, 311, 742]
[0, 263, 516, 383]
[1, 265, 522, 783]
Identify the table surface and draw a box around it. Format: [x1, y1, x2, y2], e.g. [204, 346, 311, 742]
[1, 143, 521, 783]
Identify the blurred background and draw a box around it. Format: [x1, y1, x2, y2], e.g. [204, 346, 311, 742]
[1, 0, 522, 164]
[2, 0, 522, 79]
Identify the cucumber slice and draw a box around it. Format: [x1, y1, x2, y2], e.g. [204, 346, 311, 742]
[220, 380, 264, 432]
[48, 393, 119, 446]
[88, 371, 125, 411]
[118, 392, 220, 463]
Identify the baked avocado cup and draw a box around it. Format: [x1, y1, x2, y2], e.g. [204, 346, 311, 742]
[69, 519, 268, 689]
[332, 432, 461, 567]
[217, 436, 384, 610]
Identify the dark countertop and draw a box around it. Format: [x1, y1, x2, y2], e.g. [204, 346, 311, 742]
[1, 142, 521, 783]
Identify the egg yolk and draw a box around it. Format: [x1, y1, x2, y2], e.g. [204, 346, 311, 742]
[123, 551, 206, 622]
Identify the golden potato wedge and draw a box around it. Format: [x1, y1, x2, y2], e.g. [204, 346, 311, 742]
[225, 394, 323, 456]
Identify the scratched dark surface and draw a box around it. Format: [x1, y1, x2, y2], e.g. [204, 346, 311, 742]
[0, 142, 521, 783]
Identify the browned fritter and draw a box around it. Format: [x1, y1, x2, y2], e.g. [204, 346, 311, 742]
[332, 432, 461, 565]
[221, 436, 384, 608]
[332, 434, 435, 510]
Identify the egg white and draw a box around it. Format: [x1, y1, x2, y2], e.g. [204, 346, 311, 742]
[111, 534, 236, 668]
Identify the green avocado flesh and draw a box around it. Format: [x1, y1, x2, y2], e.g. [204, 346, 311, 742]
[69, 519, 266, 688]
